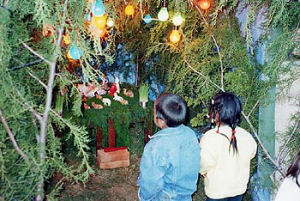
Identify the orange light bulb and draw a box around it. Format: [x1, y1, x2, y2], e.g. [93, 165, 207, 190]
[92, 15, 107, 29]
[125, 5, 134, 16]
[198, 0, 211, 10]
[169, 29, 181, 44]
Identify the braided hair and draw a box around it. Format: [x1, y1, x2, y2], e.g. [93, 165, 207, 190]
[209, 91, 242, 154]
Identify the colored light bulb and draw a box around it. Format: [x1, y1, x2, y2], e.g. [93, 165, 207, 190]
[169, 29, 181, 44]
[106, 18, 114, 27]
[92, 15, 107, 29]
[68, 45, 82, 60]
[198, 0, 211, 10]
[172, 13, 184, 26]
[158, 7, 169, 22]
[125, 5, 134, 16]
[143, 14, 152, 24]
[92, 0, 106, 16]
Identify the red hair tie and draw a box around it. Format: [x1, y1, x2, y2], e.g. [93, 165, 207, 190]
[231, 130, 236, 140]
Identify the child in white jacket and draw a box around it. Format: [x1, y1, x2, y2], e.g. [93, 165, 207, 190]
[275, 151, 300, 201]
[199, 92, 257, 201]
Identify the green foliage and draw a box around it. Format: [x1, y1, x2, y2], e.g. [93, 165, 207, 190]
[77, 88, 153, 149]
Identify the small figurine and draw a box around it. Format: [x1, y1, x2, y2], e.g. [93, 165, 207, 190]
[102, 98, 111, 106]
[82, 95, 87, 103]
[91, 102, 103, 109]
[113, 93, 128, 105]
[120, 99, 128, 105]
[109, 84, 117, 96]
[85, 82, 99, 98]
[96, 94, 102, 100]
[123, 88, 134, 98]
[115, 76, 121, 93]
[83, 103, 90, 109]
[101, 75, 109, 90]
[96, 89, 107, 95]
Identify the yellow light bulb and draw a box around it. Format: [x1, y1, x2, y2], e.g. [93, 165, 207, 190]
[125, 5, 134, 16]
[92, 15, 107, 29]
[169, 29, 181, 44]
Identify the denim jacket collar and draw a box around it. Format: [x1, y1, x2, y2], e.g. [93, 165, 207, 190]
[150, 124, 185, 139]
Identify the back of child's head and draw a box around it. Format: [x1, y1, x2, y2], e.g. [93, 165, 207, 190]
[155, 93, 187, 127]
[209, 91, 242, 128]
[209, 91, 242, 154]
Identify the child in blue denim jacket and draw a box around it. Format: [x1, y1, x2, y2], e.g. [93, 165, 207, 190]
[138, 93, 200, 201]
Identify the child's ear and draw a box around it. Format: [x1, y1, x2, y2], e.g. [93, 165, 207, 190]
[155, 118, 167, 129]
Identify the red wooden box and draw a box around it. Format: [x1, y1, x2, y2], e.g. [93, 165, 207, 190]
[96, 147, 130, 169]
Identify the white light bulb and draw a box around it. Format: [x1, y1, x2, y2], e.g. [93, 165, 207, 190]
[172, 13, 184, 26]
[106, 18, 114, 27]
[158, 7, 169, 22]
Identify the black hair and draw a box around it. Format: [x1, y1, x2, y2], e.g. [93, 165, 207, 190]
[286, 151, 300, 187]
[155, 93, 187, 127]
[209, 91, 242, 154]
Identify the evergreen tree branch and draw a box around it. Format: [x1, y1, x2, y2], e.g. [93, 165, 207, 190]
[246, 100, 259, 118]
[10, 59, 43, 71]
[14, 97, 43, 123]
[21, 42, 52, 65]
[0, 109, 30, 165]
[14, 90, 43, 122]
[36, 0, 69, 200]
[184, 59, 221, 90]
[27, 70, 47, 89]
[276, 121, 299, 165]
[139, 0, 144, 18]
[194, 4, 225, 91]
[242, 111, 285, 176]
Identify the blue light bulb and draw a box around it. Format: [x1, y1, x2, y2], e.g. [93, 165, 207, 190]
[92, 0, 106, 17]
[69, 45, 82, 60]
[143, 14, 152, 24]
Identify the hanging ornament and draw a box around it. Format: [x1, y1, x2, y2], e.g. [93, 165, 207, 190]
[67, 45, 82, 60]
[172, 13, 184, 26]
[92, 0, 106, 16]
[198, 0, 211, 10]
[106, 18, 114, 27]
[169, 27, 181, 44]
[143, 14, 152, 24]
[92, 15, 107, 29]
[125, 5, 134, 16]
